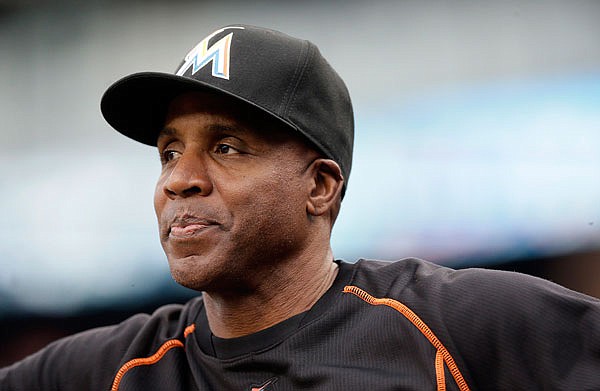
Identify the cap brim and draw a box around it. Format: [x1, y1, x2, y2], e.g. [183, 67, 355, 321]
[100, 72, 297, 146]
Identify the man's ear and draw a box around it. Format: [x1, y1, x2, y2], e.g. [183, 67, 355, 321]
[306, 159, 344, 217]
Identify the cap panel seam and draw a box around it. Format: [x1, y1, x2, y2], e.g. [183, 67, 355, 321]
[281, 41, 313, 120]
[284, 44, 339, 163]
[276, 41, 307, 118]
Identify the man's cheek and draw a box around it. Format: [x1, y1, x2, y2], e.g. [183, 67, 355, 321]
[153, 179, 168, 218]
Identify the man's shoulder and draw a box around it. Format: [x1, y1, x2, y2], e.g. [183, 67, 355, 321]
[0, 296, 204, 390]
[346, 257, 598, 308]
[63, 295, 203, 347]
[346, 257, 464, 297]
[63, 295, 204, 359]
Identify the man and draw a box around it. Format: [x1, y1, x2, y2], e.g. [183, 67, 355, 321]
[1, 24, 599, 391]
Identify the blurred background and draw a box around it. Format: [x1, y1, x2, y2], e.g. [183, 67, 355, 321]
[1, 0, 599, 366]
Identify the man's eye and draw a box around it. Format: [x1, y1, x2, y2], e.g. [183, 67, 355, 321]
[162, 150, 180, 163]
[215, 144, 236, 154]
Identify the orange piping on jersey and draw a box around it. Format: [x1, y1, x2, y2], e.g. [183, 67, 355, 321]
[343, 285, 470, 391]
[184, 324, 196, 338]
[110, 323, 196, 391]
[435, 350, 446, 391]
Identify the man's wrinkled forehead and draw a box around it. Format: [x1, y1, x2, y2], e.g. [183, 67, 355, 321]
[157, 123, 237, 143]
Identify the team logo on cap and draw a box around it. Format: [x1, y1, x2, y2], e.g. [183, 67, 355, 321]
[176, 26, 245, 80]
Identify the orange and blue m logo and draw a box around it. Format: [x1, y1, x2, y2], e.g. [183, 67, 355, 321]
[176, 26, 245, 80]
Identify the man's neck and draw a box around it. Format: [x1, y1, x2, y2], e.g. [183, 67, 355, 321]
[203, 252, 339, 339]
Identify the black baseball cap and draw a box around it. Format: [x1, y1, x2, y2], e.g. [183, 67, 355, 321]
[101, 24, 354, 192]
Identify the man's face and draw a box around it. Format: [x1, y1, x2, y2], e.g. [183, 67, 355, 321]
[154, 91, 318, 293]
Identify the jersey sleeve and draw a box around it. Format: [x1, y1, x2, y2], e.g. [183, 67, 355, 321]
[431, 267, 600, 390]
[0, 313, 150, 391]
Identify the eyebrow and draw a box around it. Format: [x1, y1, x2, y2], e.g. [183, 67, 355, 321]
[157, 123, 246, 142]
[157, 126, 176, 141]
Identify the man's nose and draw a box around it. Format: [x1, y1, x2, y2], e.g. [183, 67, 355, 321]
[163, 153, 213, 199]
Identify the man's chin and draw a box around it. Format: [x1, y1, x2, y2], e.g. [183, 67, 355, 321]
[167, 254, 239, 293]
[166, 254, 212, 291]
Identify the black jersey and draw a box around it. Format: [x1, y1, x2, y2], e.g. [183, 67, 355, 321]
[2, 258, 599, 390]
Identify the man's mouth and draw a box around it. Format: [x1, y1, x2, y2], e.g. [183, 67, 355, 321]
[170, 223, 212, 237]
[168, 215, 218, 238]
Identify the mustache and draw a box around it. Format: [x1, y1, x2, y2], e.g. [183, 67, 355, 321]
[170, 214, 219, 227]
[159, 206, 226, 233]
